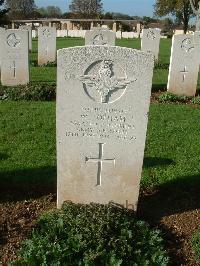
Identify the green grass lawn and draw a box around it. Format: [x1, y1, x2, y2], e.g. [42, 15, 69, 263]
[0, 101, 199, 195]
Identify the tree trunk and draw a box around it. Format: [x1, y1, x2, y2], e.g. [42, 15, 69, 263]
[183, 2, 190, 34]
[183, 18, 189, 33]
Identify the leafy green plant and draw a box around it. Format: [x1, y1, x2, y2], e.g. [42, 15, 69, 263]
[39, 61, 57, 67]
[158, 92, 190, 103]
[0, 83, 56, 101]
[11, 202, 169, 265]
[30, 60, 57, 67]
[192, 230, 200, 263]
[191, 96, 200, 104]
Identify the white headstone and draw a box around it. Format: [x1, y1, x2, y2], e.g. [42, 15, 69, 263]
[141, 28, 161, 60]
[57, 46, 154, 210]
[0, 28, 6, 75]
[122, 32, 138, 39]
[194, 31, 200, 65]
[116, 31, 122, 39]
[19, 25, 32, 51]
[32, 29, 37, 38]
[38, 27, 56, 65]
[167, 34, 200, 96]
[85, 28, 115, 45]
[1, 29, 29, 86]
[137, 23, 141, 36]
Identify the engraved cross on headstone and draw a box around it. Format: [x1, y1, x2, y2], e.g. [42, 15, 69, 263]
[45, 46, 48, 56]
[10, 61, 16, 78]
[180, 66, 188, 82]
[85, 143, 115, 186]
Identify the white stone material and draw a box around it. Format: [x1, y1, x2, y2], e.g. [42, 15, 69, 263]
[0, 28, 6, 75]
[167, 34, 200, 96]
[85, 28, 115, 45]
[57, 30, 68, 37]
[67, 30, 75, 37]
[174, 30, 193, 35]
[137, 23, 141, 36]
[19, 25, 32, 50]
[67, 30, 86, 38]
[116, 31, 122, 39]
[122, 32, 139, 39]
[1, 29, 29, 86]
[141, 28, 161, 60]
[38, 26, 56, 65]
[113, 22, 117, 32]
[57, 46, 154, 210]
[32, 30, 37, 38]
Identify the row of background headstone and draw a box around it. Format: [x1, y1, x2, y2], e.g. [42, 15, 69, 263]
[31, 29, 168, 39]
[0, 26, 199, 97]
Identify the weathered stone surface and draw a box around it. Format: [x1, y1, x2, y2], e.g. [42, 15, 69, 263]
[1, 29, 29, 86]
[167, 34, 200, 96]
[85, 28, 115, 45]
[141, 28, 161, 60]
[19, 25, 32, 50]
[38, 26, 56, 65]
[0, 28, 6, 75]
[57, 46, 154, 210]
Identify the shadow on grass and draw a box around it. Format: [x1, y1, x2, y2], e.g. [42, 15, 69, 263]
[143, 157, 174, 168]
[0, 166, 56, 202]
[152, 84, 167, 92]
[30, 60, 57, 67]
[0, 153, 9, 161]
[138, 174, 200, 221]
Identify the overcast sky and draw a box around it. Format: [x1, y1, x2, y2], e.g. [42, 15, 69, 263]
[35, 0, 156, 16]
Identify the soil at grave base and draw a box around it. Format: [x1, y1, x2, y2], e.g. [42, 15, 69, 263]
[0, 190, 199, 266]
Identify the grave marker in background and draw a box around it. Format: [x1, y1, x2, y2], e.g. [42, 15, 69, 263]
[141, 28, 161, 60]
[57, 46, 154, 210]
[38, 26, 56, 65]
[0, 28, 6, 76]
[19, 25, 32, 51]
[85, 28, 115, 45]
[167, 34, 200, 96]
[1, 29, 29, 86]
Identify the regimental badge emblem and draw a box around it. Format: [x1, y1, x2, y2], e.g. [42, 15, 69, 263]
[147, 30, 156, 40]
[7, 33, 21, 48]
[92, 34, 108, 45]
[181, 38, 195, 53]
[43, 29, 51, 37]
[80, 60, 136, 104]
